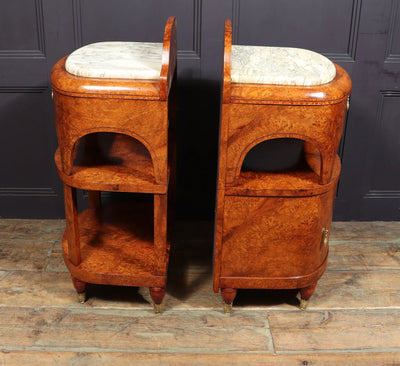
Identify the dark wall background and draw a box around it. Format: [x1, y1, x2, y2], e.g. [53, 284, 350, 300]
[0, 0, 399, 220]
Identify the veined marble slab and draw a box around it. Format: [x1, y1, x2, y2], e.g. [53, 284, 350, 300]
[65, 41, 163, 80]
[231, 45, 336, 86]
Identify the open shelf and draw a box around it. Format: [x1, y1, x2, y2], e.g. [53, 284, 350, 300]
[62, 202, 166, 287]
[225, 155, 341, 197]
[55, 133, 168, 193]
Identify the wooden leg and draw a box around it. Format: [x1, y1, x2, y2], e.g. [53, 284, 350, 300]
[221, 288, 237, 314]
[299, 282, 318, 310]
[149, 287, 166, 314]
[154, 194, 168, 275]
[88, 190, 101, 209]
[63, 184, 81, 266]
[71, 276, 87, 303]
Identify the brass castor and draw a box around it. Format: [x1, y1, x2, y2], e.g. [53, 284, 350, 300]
[77, 292, 86, 304]
[299, 298, 309, 310]
[153, 303, 163, 314]
[223, 303, 233, 314]
[221, 288, 236, 314]
[149, 287, 165, 314]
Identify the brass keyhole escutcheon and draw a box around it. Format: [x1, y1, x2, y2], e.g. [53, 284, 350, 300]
[320, 228, 329, 249]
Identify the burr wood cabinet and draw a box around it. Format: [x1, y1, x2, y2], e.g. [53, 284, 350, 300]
[213, 20, 352, 312]
[51, 17, 177, 313]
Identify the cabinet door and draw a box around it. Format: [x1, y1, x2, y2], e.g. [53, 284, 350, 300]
[221, 194, 331, 280]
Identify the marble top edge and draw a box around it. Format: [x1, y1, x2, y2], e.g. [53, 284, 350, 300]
[65, 41, 164, 80]
[231, 45, 336, 86]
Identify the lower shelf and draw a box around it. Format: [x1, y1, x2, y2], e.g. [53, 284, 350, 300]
[62, 202, 167, 288]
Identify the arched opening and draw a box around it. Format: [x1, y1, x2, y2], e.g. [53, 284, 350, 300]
[238, 137, 324, 185]
[71, 132, 157, 186]
[242, 138, 307, 173]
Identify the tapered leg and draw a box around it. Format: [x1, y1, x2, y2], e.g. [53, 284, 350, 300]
[71, 276, 87, 303]
[299, 282, 318, 310]
[221, 288, 237, 314]
[149, 287, 166, 314]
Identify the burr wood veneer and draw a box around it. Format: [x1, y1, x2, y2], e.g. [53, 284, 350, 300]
[51, 17, 177, 313]
[213, 20, 352, 312]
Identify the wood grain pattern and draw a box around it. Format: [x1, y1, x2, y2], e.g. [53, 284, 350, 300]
[269, 309, 400, 351]
[220, 190, 334, 280]
[53, 93, 168, 182]
[327, 241, 400, 271]
[213, 20, 352, 310]
[0, 308, 272, 352]
[51, 17, 177, 310]
[62, 184, 80, 266]
[1, 351, 399, 366]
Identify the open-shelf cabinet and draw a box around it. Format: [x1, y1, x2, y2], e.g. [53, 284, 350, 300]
[57, 129, 173, 312]
[51, 17, 177, 313]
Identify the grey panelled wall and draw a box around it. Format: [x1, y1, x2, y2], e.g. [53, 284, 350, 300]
[0, 0, 399, 220]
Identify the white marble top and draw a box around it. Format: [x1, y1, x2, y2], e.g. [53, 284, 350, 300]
[65, 42, 163, 79]
[231, 45, 336, 86]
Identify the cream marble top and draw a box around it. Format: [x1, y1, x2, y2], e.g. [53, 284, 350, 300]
[231, 45, 336, 86]
[65, 42, 163, 79]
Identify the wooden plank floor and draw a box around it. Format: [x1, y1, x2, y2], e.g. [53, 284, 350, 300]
[0, 219, 399, 365]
